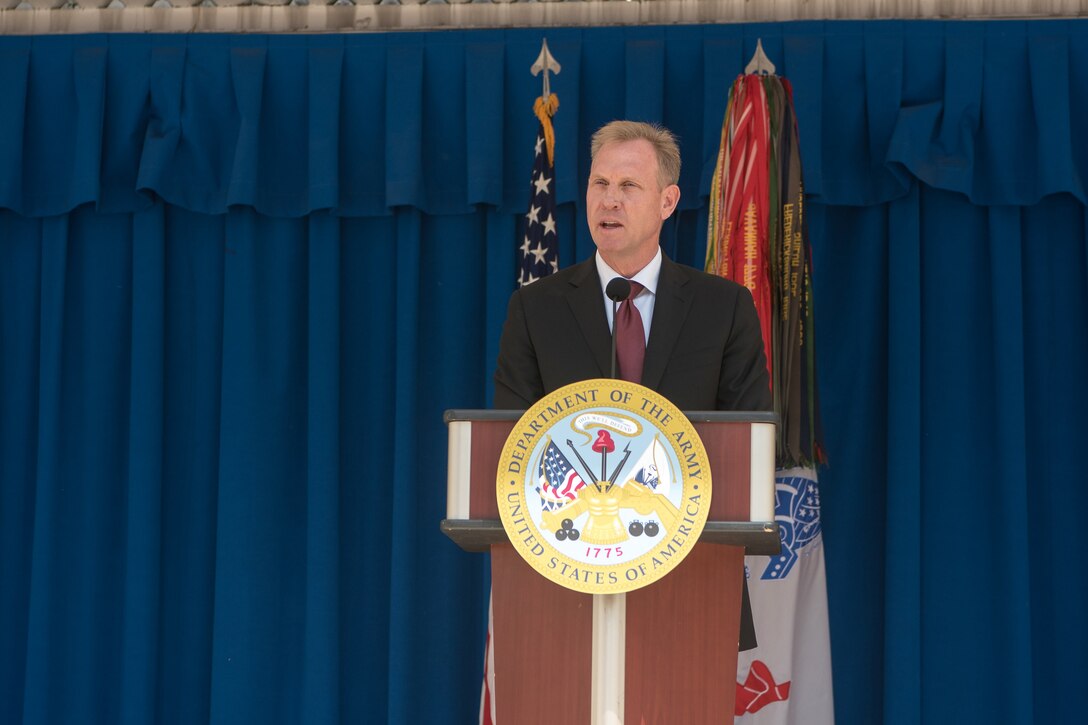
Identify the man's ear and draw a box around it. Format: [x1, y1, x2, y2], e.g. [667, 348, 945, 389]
[661, 184, 681, 220]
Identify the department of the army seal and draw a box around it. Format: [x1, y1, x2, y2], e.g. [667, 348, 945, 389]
[496, 379, 712, 594]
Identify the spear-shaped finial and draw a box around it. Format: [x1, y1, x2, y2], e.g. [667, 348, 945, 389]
[531, 38, 562, 101]
[745, 38, 776, 76]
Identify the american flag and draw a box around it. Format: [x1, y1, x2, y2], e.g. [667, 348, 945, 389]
[518, 128, 559, 287]
[483, 89, 560, 725]
[536, 439, 585, 511]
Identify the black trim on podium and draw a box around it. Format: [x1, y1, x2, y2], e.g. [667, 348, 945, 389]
[441, 519, 782, 555]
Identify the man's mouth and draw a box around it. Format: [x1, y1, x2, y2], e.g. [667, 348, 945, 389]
[599, 221, 623, 229]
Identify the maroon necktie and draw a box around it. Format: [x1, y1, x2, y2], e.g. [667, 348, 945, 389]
[615, 281, 645, 384]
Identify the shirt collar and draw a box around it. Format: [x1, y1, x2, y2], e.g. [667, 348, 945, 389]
[595, 247, 662, 297]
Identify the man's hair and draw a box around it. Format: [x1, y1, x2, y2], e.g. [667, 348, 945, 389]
[590, 120, 681, 188]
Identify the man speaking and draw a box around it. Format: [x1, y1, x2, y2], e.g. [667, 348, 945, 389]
[487, 121, 772, 717]
[494, 120, 771, 416]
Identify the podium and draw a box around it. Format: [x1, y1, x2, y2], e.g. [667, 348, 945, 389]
[442, 410, 779, 725]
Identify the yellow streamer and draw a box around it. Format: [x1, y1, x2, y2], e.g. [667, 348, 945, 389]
[534, 93, 560, 166]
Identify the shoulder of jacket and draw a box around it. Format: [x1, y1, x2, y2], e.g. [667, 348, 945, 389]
[665, 259, 746, 298]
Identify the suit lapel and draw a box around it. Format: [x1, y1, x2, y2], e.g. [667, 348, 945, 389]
[565, 258, 612, 378]
[642, 256, 696, 390]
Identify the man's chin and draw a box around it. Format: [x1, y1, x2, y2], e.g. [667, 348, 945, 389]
[591, 232, 629, 251]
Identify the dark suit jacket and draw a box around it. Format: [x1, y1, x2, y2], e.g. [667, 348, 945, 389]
[494, 253, 772, 413]
[492, 252, 768, 649]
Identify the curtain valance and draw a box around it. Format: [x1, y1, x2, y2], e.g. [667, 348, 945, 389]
[3, 21, 1086, 219]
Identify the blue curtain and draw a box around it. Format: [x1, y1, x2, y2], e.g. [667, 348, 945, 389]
[1, 22, 1086, 725]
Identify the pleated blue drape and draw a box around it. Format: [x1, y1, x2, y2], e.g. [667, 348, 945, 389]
[2, 21, 1087, 725]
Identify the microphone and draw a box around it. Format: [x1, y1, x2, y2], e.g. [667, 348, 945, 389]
[605, 277, 631, 379]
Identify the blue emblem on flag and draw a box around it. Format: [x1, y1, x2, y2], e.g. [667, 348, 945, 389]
[633, 463, 660, 490]
[759, 472, 822, 581]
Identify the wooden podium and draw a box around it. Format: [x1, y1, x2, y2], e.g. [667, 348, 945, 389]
[442, 410, 779, 725]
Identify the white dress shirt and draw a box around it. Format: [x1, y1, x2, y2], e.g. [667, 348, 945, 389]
[595, 247, 661, 345]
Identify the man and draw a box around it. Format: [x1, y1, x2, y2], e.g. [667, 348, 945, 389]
[494, 120, 771, 415]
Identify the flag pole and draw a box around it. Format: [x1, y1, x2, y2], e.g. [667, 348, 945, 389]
[707, 38, 834, 725]
[517, 38, 561, 288]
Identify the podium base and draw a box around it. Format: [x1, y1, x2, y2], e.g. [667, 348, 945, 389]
[490, 542, 743, 724]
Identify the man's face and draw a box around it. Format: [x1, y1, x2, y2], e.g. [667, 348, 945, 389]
[586, 139, 680, 273]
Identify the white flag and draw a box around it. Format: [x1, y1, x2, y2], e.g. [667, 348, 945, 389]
[735, 467, 834, 724]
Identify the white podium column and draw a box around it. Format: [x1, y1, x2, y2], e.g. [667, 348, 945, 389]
[591, 592, 626, 725]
